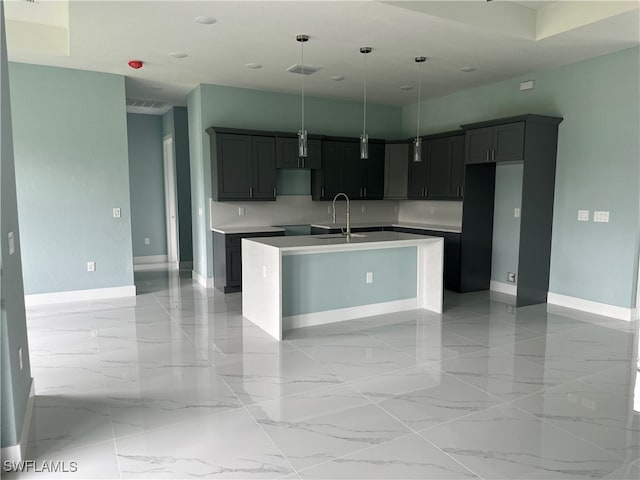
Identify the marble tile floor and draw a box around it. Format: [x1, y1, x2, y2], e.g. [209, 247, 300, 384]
[6, 269, 639, 479]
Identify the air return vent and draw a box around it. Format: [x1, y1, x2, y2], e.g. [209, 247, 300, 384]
[126, 98, 167, 109]
[286, 64, 320, 75]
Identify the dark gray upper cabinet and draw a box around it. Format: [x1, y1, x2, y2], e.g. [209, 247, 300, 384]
[384, 142, 409, 199]
[407, 132, 465, 200]
[311, 138, 385, 200]
[207, 128, 277, 201]
[465, 121, 525, 164]
[275, 136, 321, 169]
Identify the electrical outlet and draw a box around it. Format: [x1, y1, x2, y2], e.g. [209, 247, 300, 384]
[198, 207, 203, 217]
[361, 205, 366, 214]
[593, 211, 609, 223]
[18, 347, 23, 371]
[507, 272, 516, 283]
[8, 232, 15, 255]
[514, 207, 520, 218]
[577, 210, 590, 222]
[520, 80, 535, 91]
[87, 261, 96, 272]
[366, 272, 373, 284]
[327, 206, 332, 214]
[113, 207, 121, 218]
[238, 207, 245, 216]
[144, 237, 150, 245]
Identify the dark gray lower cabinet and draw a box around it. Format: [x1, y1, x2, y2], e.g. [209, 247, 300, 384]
[392, 227, 462, 291]
[213, 231, 284, 293]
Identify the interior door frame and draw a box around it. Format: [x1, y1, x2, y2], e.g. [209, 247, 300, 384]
[162, 134, 179, 269]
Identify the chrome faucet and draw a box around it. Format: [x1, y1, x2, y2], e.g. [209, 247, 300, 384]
[332, 193, 351, 238]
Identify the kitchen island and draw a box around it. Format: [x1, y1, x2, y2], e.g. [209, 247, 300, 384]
[242, 231, 444, 340]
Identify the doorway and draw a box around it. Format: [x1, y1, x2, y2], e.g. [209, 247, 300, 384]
[163, 135, 179, 269]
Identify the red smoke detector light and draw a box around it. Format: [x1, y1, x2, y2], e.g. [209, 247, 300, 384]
[128, 60, 143, 69]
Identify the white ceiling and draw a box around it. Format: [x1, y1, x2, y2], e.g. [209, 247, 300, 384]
[5, 1, 640, 109]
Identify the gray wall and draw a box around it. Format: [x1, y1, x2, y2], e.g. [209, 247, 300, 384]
[1, 1, 32, 449]
[187, 83, 403, 279]
[162, 107, 192, 263]
[402, 47, 639, 308]
[128, 113, 167, 258]
[9, 63, 134, 295]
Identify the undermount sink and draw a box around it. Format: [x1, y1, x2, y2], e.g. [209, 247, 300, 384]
[313, 233, 367, 239]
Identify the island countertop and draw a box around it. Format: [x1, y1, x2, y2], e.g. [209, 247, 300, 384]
[242, 231, 442, 253]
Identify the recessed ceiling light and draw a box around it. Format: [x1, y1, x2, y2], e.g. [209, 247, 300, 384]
[400, 85, 414, 91]
[460, 66, 476, 72]
[195, 16, 216, 25]
[169, 52, 188, 59]
[330, 75, 345, 81]
[246, 63, 263, 69]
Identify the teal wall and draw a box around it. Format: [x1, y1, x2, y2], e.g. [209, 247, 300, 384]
[491, 163, 523, 285]
[8, 63, 134, 295]
[162, 107, 192, 263]
[402, 47, 640, 308]
[187, 83, 403, 278]
[127, 113, 167, 258]
[282, 247, 417, 316]
[1, 1, 32, 449]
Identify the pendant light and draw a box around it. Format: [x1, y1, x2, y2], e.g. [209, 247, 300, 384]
[296, 34, 309, 158]
[413, 56, 427, 162]
[360, 46, 372, 159]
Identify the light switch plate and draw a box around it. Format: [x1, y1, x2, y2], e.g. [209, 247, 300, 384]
[578, 210, 590, 222]
[366, 272, 373, 284]
[514, 207, 520, 218]
[113, 207, 121, 218]
[594, 211, 609, 223]
[144, 237, 150, 245]
[87, 261, 96, 272]
[8, 232, 15, 255]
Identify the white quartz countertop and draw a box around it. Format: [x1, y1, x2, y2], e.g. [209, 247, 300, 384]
[243, 231, 443, 253]
[310, 222, 462, 234]
[211, 226, 285, 235]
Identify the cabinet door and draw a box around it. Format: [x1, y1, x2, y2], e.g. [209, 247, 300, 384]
[251, 136, 277, 199]
[407, 145, 427, 199]
[303, 139, 322, 169]
[450, 136, 465, 198]
[275, 137, 299, 168]
[216, 134, 253, 199]
[384, 143, 409, 199]
[321, 141, 343, 199]
[362, 143, 385, 199]
[342, 142, 363, 198]
[465, 127, 493, 164]
[426, 138, 452, 198]
[493, 122, 525, 162]
[226, 246, 242, 288]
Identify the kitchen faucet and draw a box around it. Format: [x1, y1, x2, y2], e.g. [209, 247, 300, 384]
[332, 193, 351, 238]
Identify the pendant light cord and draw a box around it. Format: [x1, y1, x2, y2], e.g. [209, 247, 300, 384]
[416, 60, 423, 141]
[301, 40, 305, 134]
[363, 52, 367, 137]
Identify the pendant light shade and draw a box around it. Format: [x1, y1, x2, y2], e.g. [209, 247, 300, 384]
[296, 34, 309, 158]
[360, 46, 372, 160]
[413, 56, 427, 162]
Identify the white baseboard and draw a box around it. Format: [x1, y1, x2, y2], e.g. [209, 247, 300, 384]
[179, 261, 193, 271]
[284, 298, 418, 331]
[133, 255, 168, 265]
[192, 270, 214, 288]
[490, 281, 517, 296]
[1, 380, 34, 463]
[547, 292, 635, 322]
[24, 285, 136, 307]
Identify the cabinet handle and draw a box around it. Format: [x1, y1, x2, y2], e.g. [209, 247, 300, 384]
[460, 186, 464, 197]
[364, 187, 367, 197]
[492, 149, 496, 162]
[273, 187, 276, 198]
[486, 150, 490, 162]
[302, 158, 305, 168]
[425, 187, 428, 197]
[250, 187, 253, 198]
[456, 186, 460, 196]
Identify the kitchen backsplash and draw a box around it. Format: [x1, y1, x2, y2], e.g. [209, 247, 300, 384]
[397, 200, 463, 227]
[210, 196, 399, 228]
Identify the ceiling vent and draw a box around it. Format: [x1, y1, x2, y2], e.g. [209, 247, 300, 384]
[126, 98, 167, 109]
[286, 64, 320, 75]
